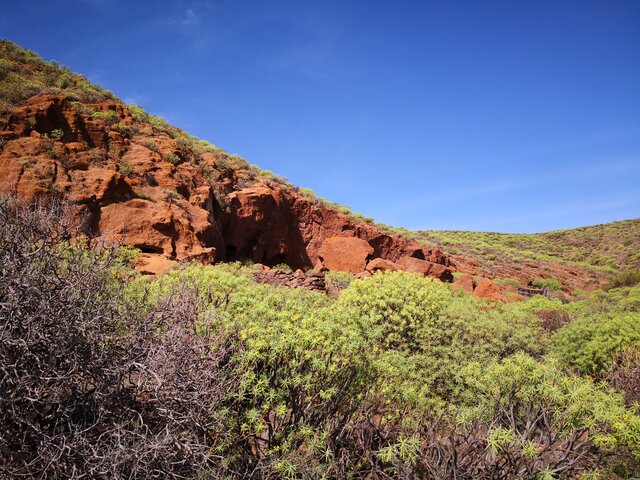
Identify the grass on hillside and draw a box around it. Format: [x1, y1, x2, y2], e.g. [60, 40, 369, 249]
[417, 218, 640, 272]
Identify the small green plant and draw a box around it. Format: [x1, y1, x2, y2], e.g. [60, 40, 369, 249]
[325, 271, 355, 292]
[494, 277, 521, 288]
[92, 110, 118, 125]
[126, 103, 149, 123]
[117, 158, 134, 177]
[165, 152, 181, 165]
[112, 123, 130, 135]
[144, 140, 161, 153]
[49, 128, 64, 140]
[273, 263, 291, 270]
[165, 188, 180, 201]
[605, 269, 640, 291]
[532, 278, 562, 291]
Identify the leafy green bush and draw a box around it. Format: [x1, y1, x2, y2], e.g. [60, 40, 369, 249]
[49, 128, 64, 140]
[117, 158, 134, 177]
[338, 271, 452, 353]
[165, 152, 181, 165]
[605, 269, 640, 291]
[143, 140, 161, 153]
[532, 277, 563, 291]
[126, 103, 149, 123]
[111, 122, 130, 135]
[494, 277, 521, 288]
[92, 110, 118, 125]
[459, 353, 640, 467]
[551, 313, 640, 376]
[325, 270, 355, 292]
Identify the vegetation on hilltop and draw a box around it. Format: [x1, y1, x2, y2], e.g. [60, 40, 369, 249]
[1, 197, 639, 479]
[418, 218, 640, 273]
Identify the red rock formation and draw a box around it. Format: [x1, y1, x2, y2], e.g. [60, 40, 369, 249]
[318, 236, 373, 274]
[452, 274, 475, 293]
[473, 278, 507, 302]
[366, 258, 400, 272]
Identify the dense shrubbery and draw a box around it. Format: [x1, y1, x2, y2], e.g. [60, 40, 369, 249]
[605, 268, 640, 290]
[532, 277, 563, 291]
[1, 199, 640, 478]
[551, 313, 640, 376]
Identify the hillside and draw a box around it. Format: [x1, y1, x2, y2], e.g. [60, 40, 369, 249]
[0, 39, 631, 295]
[419, 219, 640, 272]
[415, 219, 640, 292]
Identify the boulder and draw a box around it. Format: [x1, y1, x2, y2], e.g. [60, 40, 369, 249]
[473, 278, 507, 302]
[397, 257, 433, 276]
[134, 253, 178, 276]
[366, 258, 400, 273]
[429, 263, 454, 282]
[452, 274, 475, 293]
[318, 236, 373, 273]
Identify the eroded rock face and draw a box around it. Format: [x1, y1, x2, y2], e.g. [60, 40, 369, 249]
[473, 278, 507, 302]
[0, 96, 455, 277]
[366, 258, 400, 273]
[452, 274, 475, 293]
[318, 236, 374, 274]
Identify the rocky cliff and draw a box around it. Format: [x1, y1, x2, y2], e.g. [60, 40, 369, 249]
[0, 94, 452, 281]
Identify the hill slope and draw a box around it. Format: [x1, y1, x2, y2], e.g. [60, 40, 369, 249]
[418, 219, 640, 273]
[1, 39, 635, 294]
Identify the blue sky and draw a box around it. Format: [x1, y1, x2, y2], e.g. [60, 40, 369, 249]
[2, 0, 639, 232]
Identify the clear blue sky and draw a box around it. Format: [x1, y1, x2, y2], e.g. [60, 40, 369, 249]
[2, 0, 639, 232]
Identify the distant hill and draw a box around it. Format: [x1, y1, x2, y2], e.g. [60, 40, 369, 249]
[418, 218, 640, 274]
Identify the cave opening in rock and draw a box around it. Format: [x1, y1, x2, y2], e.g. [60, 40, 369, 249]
[136, 244, 164, 254]
[410, 249, 426, 260]
[225, 244, 237, 261]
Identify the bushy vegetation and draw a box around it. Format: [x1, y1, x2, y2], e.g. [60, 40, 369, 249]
[2, 199, 639, 478]
[532, 277, 563, 291]
[418, 219, 640, 274]
[0, 39, 115, 111]
[605, 268, 640, 290]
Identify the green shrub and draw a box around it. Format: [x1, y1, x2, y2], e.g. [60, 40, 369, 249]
[325, 270, 355, 292]
[494, 277, 521, 288]
[92, 110, 118, 125]
[149, 115, 173, 134]
[143, 140, 161, 153]
[337, 271, 452, 353]
[126, 103, 149, 123]
[0, 72, 41, 103]
[551, 313, 640, 376]
[117, 158, 134, 177]
[48, 128, 64, 140]
[165, 152, 181, 165]
[165, 188, 179, 201]
[605, 269, 640, 291]
[531, 278, 563, 291]
[0, 58, 18, 80]
[111, 122, 130, 135]
[460, 353, 640, 462]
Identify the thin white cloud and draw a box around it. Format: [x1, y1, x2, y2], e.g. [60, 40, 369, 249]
[395, 157, 640, 209]
[179, 8, 200, 27]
